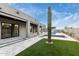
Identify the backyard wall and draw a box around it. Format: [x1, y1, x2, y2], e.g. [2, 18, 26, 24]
[64, 27, 79, 40]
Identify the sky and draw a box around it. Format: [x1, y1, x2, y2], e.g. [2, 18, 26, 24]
[9, 3, 79, 29]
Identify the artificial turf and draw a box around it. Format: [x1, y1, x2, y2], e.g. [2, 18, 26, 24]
[16, 39, 79, 56]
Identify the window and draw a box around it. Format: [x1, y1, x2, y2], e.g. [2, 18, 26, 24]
[1, 23, 11, 39]
[12, 24, 19, 37]
[40, 26, 42, 33]
[1, 23, 19, 39]
[30, 25, 33, 33]
[34, 26, 37, 33]
[16, 11, 19, 14]
[30, 24, 37, 33]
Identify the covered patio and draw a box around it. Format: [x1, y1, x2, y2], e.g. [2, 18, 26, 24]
[30, 23, 38, 37]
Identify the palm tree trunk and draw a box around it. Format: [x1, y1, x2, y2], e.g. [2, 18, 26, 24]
[48, 6, 52, 43]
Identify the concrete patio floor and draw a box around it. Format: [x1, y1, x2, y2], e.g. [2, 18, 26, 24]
[0, 33, 45, 56]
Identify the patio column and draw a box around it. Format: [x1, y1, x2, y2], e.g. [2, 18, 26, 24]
[0, 21, 1, 39]
[26, 21, 30, 38]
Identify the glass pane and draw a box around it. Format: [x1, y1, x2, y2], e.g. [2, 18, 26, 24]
[1, 23, 19, 39]
[12, 24, 19, 37]
[1, 23, 11, 39]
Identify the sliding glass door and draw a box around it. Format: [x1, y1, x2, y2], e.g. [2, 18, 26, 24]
[12, 24, 19, 37]
[1, 23, 19, 39]
[30, 23, 37, 33]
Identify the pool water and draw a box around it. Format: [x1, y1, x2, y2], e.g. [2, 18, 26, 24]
[52, 31, 66, 38]
[52, 35, 66, 38]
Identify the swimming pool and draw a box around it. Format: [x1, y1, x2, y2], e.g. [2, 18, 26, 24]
[52, 35, 66, 38]
[45, 30, 67, 38]
[52, 31, 67, 38]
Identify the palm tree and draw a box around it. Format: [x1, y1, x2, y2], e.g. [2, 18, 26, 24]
[47, 5, 53, 44]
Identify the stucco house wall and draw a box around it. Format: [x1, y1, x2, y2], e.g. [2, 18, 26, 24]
[0, 3, 46, 39]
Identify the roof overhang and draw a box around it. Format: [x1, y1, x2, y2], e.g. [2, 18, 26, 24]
[0, 11, 27, 22]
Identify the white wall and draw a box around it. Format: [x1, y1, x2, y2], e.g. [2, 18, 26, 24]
[26, 21, 30, 38]
[19, 22, 26, 38]
[37, 25, 40, 35]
